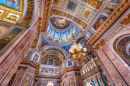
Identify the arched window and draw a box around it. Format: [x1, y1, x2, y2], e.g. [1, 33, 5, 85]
[42, 59, 59, 66]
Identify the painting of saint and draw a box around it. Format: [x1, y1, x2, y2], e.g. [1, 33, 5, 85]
[0, 0, 20, 10]
[68, 60, 72, 66]
[33, 54, 39, 62]
[93, 14, 107, 30]
[67, 1, 77, 11]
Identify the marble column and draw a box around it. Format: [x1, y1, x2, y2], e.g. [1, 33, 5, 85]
[95, 43, 129, 86]
[102, 44, 130, 85]
[91, 78, 95, 86]
[95, 76, 100, 86]
[0, 24, 38, 86]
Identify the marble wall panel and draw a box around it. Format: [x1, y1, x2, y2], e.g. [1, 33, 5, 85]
[102, 44, 130, 85]
[96, 48, 126, 86]
[0, 24, 38, 85]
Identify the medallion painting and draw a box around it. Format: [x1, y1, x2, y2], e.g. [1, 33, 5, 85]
[67, 1, 77, 11]
[0, 0, 20, 10]
[93, 14, 107, 30]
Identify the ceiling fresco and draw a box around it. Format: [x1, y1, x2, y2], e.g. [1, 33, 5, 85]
[0, 0, 20, 10]
[51, 0, 105, 29]
[50, 17, 71, 29]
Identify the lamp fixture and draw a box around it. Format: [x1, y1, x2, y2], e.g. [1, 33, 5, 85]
[69, 34, 91, 64]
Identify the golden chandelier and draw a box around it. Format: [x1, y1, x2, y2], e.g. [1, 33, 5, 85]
[69, 42, 89, 63]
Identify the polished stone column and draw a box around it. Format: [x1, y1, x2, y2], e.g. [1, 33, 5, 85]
[95, 40, 130, 86]
[91, 78, 95, 86]
[0, 24, 38, 86]
[95, 76, 100, 86]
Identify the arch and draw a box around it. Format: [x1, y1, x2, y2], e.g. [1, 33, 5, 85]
[108, 28, 130, 70]
[50, 15, 85, 31]
[113, 34, 130, 66]
[40, 45, 68, 61]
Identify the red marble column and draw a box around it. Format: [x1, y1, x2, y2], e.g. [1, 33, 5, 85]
[102, 44, 130, 85]
[0, 24, 38, 86]
[96, 47, 127, 86]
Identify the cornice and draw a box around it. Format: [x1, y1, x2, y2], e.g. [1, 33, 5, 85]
[21, 59, 81, 79]
[36, 66, 81, 79]
[81, 68, 100, 80]
[87, 0, 130, 45]
[94, 39, 105, 50]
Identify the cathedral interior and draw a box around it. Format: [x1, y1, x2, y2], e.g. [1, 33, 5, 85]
[0, 0, 130, 86]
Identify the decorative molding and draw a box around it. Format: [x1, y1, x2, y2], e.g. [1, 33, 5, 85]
[50, 9, 87, 29]
[120, 13, 130, 25]
[0, 0, 24, 24]
[87, 0, 130, 45]
[41, 0, 52, 32]
[22, 0, 34, 25]
[94, 39, 105, 50]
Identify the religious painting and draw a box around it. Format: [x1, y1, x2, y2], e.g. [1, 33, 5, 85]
[33, 54, 39, 62]
[0, 0, 20, 10]
[93, 14, 107, 30]
[0, 28, 22, 51]
[68, 60, 72, 66]
[107, 2, 118, 9]
[102, 8, 112, 16]
[69, 78, 74, 86]
[41, 67, 57, 74]
[67, 1, 77, 11]
[118, 36, 130, 46]
[50, 17, 71, 29]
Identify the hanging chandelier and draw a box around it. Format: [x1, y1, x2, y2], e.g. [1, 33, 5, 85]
[47, 74, 54, 86]
[69, 42, 90, 63]
[47, 81, 54, 86]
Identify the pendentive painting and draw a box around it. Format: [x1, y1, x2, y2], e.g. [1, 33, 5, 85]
[93, 14, 107, 30]
[0, 0, 20, 10]
[67, 1, 77, 11]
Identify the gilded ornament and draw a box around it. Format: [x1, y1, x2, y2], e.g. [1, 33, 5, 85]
[84, 10, 91, 18]
[8, 15, 17, 21]
[53, 0, 59, 5]
[22, 0, 34, 25]
[120, 13, 130, 25]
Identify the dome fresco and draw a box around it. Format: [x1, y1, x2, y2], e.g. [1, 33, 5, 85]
[46, 19, 76, 44]
[50, 17, 71, 29]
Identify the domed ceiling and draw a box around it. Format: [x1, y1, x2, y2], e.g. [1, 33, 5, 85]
[42, 16, 83, 46]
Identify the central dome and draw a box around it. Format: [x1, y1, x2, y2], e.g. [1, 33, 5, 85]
[50, 17, 71, 29]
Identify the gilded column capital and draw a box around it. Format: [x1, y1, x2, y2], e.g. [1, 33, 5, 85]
[99, 39, 105, 46]
[120, 13, 130, 25]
